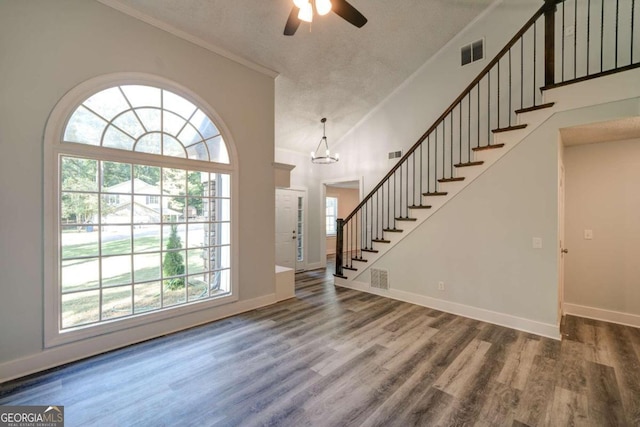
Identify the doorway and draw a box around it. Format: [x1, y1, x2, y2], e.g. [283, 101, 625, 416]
[323, 179, 362, 266]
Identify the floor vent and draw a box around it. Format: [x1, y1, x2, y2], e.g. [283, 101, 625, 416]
[370, 268, 389, 290]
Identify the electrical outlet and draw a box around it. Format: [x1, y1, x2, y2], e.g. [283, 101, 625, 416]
[438, 281, 445, 291]
[584, 229, 593, 240]
[533, 237, 543, 249]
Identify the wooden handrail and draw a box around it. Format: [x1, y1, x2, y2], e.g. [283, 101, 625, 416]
[343, 1, 553, 223]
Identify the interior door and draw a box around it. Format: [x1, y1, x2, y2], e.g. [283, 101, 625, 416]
[558, 163, 566, 323]
[275, 189, 297, 269]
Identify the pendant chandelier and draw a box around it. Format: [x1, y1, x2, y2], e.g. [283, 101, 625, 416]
[293, 0, 332, 23]
[311, 118, 339, 164]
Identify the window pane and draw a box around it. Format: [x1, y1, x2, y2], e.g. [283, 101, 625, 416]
[134, 253, 161, 282]
[163, 135, 186, 158]
[163, 90, 197, 119]
[101, 225, 131, 256]
[61, 157, 98, 192]
[134, 226, 161, 252]
[102, 255, 132, 287]
[101, 194, 131, 223]
[61, 192, 98, 225]
[103, 126, 134, 151]
[191, 109, 219, 139]
[187, 249, 206, 274]
[187, 224, 205, 248]
[178, 123, 202, 146]
[135, 133, 162, 155]
[83, 87, 129, 121]
[187, 275, 209, 302]
[206, 136, 230, 164]
[61, 225, 99, 259]
[64, 106, 106, 146]
[134, 281, 161, 313]
[136, 108, 162, 132]
[163, 224, 186, 250]
[163, 281, 186, 307]
[162, 110, 187, 135]
[186, 142, 208, 161]
[102, 161, 132, 192]
[112, 111, 145, 139]
[102, 286, 132, 320]
[62, 258, 99, 293]
[121, 85, 161, 108]
[62, 290, 100, 328]
[134, 165, 161, 192]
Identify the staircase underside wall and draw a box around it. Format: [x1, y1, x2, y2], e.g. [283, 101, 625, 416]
[340, 96, 640, 339]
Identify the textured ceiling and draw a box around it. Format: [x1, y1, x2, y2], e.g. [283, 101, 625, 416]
[561, 117, 640, 146]
[100, 0, 495, 153]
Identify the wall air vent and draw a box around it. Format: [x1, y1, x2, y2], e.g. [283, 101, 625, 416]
[370, 268, 389, 290]
[461, 39, 484, 66]
[388, 150, 402, 160]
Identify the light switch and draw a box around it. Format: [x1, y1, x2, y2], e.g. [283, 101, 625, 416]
[533, 237, 543, 249]
[584, 229, 593, 240]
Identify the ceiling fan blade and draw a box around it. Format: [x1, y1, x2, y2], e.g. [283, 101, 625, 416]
[284, 6, 301, 36]
[332, 0, 367, 28]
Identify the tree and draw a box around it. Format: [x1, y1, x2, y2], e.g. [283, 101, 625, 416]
[163, 224, 185, 290]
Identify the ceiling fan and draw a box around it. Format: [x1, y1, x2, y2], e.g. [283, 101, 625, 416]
[284, 0, 368, 36]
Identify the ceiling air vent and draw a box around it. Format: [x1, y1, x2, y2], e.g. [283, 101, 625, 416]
[370, 268, 389, 290]
[461, 39, 484, 66]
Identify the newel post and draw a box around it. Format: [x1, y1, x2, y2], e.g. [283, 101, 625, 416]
[544, 0, 558, 86]
[335, 218, 344, 277]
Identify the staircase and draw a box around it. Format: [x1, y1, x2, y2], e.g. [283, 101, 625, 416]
[335, 0, 640, 281]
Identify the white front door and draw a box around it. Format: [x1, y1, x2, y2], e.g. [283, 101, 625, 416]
[276, 189, 297, 269]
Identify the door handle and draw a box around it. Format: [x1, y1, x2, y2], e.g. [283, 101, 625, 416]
[561, 248, 568, 254]
[292, 236, 296, 240]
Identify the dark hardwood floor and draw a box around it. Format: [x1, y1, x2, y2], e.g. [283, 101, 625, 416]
[2, 263, 640, 426]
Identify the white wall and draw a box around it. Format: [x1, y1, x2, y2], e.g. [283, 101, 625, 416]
[564, 138, 640, 320]
[0, 0, 275, 379]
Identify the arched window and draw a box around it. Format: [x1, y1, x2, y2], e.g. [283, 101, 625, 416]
[45, 77, 236, 345]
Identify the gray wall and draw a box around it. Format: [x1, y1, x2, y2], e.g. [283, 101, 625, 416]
[564, 138, 640, 316]
[0, 0, 274, 373]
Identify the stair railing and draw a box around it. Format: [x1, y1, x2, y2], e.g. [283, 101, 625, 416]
[336, 0, 639, 277]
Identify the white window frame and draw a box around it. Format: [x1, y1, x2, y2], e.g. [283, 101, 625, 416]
[326, 196, 338, 237]
[44, 73, 239, 347]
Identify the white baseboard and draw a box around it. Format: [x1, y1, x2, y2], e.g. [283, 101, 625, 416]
[0, 294, 277, 383]
[305, 262, 324, 271]
[564, 303, 640, 329]
[335, 278, 560, 340]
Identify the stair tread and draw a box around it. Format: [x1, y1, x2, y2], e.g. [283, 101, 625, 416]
[423, 191, 448, 196]
[343, 266, 358, 271]
[372, 239, 391, 243]
[361, 248, 379, 253]
[408, 205, 432, 209]
[395, 217, 417, 221]
[438, 177, 465, 183]
[383, 228, 403, 233]
[454, 161, 484, 168]
[515, 102, 555, 114]
[334, 274, 348, 279]
[473, 143, 505, 152]
[352, 257, 368, 263]
[492, 124, 527, 133]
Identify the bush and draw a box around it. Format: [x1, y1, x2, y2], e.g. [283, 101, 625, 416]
[164, 224, 185, 290]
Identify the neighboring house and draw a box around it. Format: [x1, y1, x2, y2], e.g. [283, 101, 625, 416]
[102, 178, 183, 224]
